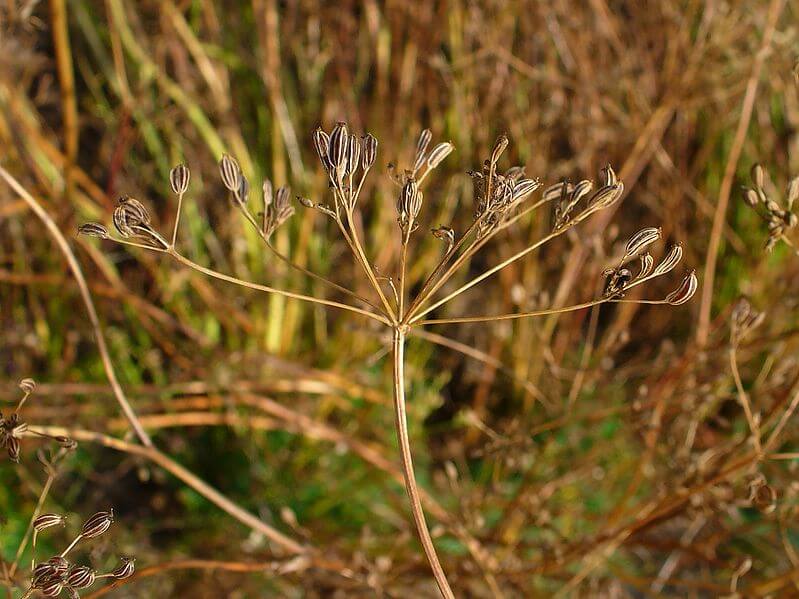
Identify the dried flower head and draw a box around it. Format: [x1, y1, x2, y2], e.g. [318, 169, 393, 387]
[33, 513, 66, 533]
[741, 163, 798, 251]
[112, 196, 168, 249]
[81, 509, 114, 538]
[218, 154, 241, 193]
[169, 163, 190, 195]
[261, 183, 294, 238]
[111, 556, 136, 580]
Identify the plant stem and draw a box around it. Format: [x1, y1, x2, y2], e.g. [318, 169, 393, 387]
[391, 329, 454, 599]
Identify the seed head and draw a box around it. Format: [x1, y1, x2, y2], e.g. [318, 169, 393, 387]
[81, 509, 114, 539]
[665, 270, 698, 305]
[19, 378, 36, 394]
[66, 565, 96, 589]
[77, 223, 110, 239]
[362, 134, 378, 170]
[33, 513, 66, 533]
[169, 163, 190, 195]
[218, 154, 241, 192]
[111, 556, 136, 580]
[624, 227, 662, 257]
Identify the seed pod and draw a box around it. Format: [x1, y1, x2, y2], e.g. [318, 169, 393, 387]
[31, 562, 58, 586]
[77, 223, 109, 239]
[490, 134, 509, 165]
[346, 134, 361, 177]
[47, 556, 70, 576]
[397, 179, 422, 234]
[19, 378, 36, 394]
[6, 435, 20, 462]
[262, 179, 273, 208]
[751, 163, 764, 189]
[111, 556, 136, 580]
[81, 510, 114, 538]
[426, 142, 454, 169]
[742, 187, 759, 207]
[169, 163, 190, 195]
[511, 178, 540, 203]
[665, 270, 698, 305]
[653, 243, 683, 276]
[413, 129, 433, 172]
[600, 164, 618, 187]
[313, 128, 331, 170]
[297, 197, 314, 208]
[66, 565, 96, 589]
[625, 227, 662, 257]
[218, 154, 241, 192]
[362, 133, 378, 169]
[571, 179, 593, 204]
[328, 122, 349, 170]
[33, 513, 66, 533]
[38, 577, 63, 597]
[113, 196, 151, 237]
[588, 182, 624, 210]
[235, 174, 250, 206]
[542, 181, 570, 203]
[638, 253, 654, 278]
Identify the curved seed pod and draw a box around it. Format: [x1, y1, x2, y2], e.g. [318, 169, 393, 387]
[588, 182, 623, 210]
[413, 129, 433, 172]
[31, 563, 58, 586]
[665, 270, 698, 305]
[19, 378, 36, 394]
[77, 223, 109, 239]
[169, 163, 190, 195]
[490, 134, 509, 165]
[313, 128, 331, 170]
[601, 164, 618, 187]
[511, 178, 541, 203]
[47, 556, 70, 576]
[625, 227, 662, 257]
[218, 154, 241, 192]
[235, 174, 250, 206]
[397, 179, 422, 234]
[262, 179, 274, 208]
[751, 163, 764, 189]
[66, 565, 96, 589]
[328, 122, 349, 170]
[81, 510, 114, 538]
[426, 142, 454, 169]
[362, 133, 378, 169]
[653, 243, 683, 276]
[33, 513, 66, 533]
[542, 181, 571, 203]
[742, 187, 759, 207]
[346, 134, 361, 177]
[6, 435, 20, 462]
[38, 578, 63, 597]
[111, 557, 136, 580]
[638, 253, 654, 279]
[571, 179, 593, 203]
[297, 196, 314, 208]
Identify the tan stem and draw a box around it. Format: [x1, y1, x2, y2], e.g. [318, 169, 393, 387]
[391, 329, 454, 598]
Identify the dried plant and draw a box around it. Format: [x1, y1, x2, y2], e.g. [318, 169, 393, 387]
[741, 163, 799, 252]
[78, 124, 697, 597]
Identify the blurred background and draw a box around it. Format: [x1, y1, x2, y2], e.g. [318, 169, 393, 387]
[1, 1, 798, 596]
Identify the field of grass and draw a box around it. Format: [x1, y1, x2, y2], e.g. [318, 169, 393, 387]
[1, 1, 799, 597]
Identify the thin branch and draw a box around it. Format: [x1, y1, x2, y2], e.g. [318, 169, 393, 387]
[166, 249, 391, 325]
[729, 345, 762, 455]
[0, 165, 152, 446]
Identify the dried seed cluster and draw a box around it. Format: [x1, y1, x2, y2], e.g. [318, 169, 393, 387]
[1, 379, 75, 463]
[28, 509, 134, 598]
[742, 163, 798, 251]
[601, 227, 696, 304]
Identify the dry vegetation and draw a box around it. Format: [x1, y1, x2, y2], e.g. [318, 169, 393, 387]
[1, 1, 799, 597]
